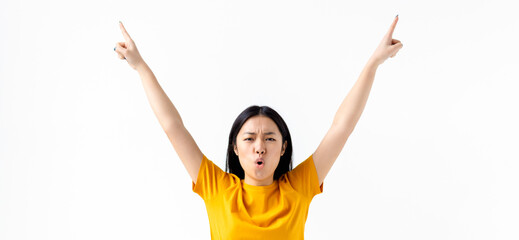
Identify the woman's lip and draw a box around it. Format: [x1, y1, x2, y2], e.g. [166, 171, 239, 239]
[255, 158, 264, 168]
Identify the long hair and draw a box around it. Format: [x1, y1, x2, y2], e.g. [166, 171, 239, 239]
[225, 105, 293, 181]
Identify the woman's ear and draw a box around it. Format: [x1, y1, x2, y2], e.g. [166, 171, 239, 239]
[281, 141, 287, 156]
[234, 144, 239, 156]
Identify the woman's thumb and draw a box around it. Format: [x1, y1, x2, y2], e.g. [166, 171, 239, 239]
[114, 42, 127, 59]
[115, 42, 128, 53]
[389, 42, 403, 55]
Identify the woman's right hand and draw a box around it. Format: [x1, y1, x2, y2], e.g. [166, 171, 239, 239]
[367, 15, 403, 66]
[114, 21, 145, 71]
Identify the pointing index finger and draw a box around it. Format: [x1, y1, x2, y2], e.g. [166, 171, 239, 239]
[386, 15, 399, 39]
[119, 21, 132, 43]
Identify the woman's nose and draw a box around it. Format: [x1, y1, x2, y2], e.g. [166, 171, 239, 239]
[255, 141, 265, 154]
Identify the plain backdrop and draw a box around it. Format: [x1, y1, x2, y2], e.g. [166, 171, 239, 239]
[1, 0, 518, 239]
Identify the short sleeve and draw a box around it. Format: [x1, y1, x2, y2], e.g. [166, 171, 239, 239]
[284, 154, 324, 199]
[192, 154, 232, 200]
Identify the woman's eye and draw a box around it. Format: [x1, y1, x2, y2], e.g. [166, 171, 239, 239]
[244, 138, 275, 141]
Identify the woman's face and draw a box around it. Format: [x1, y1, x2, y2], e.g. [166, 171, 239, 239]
[234, 115, 287, 186]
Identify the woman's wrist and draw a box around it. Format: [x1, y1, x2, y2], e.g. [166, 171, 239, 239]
[135, 60, 148, 73]
[366, 57, 381, 69]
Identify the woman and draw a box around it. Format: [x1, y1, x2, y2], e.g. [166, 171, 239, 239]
[114, 15, 402, 239]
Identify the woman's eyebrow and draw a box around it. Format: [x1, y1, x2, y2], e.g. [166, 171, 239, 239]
[243, 132, 276, 136]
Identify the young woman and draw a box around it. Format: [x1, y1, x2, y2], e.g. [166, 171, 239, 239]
[114, 15, 402, 239]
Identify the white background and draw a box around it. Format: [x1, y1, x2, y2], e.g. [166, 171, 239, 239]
[1, 0, 518, 239]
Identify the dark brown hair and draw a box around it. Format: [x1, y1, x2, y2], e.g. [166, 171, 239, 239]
[225, 105, 293, 180]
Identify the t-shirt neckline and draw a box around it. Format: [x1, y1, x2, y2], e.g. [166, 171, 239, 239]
[241, 179, 279, 192]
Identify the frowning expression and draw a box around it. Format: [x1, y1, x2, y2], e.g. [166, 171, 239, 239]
[234, 115, 287, 186]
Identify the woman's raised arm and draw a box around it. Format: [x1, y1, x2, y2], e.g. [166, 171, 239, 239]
[114, 21, 203, 184]
[312, 15, 403, 185]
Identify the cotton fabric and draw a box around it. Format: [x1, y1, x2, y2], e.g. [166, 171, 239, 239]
[192, 154, 324, 239]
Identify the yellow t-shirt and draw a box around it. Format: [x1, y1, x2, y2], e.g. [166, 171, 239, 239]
[192, 154, 324, 239]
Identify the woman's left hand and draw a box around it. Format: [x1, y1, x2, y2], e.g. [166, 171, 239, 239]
[368, 15, 403, 66]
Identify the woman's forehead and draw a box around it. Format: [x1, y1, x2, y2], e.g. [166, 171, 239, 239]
[240, 116, 279, 133]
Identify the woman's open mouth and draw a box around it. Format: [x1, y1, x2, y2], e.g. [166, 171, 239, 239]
[255, 159, 264, 169]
